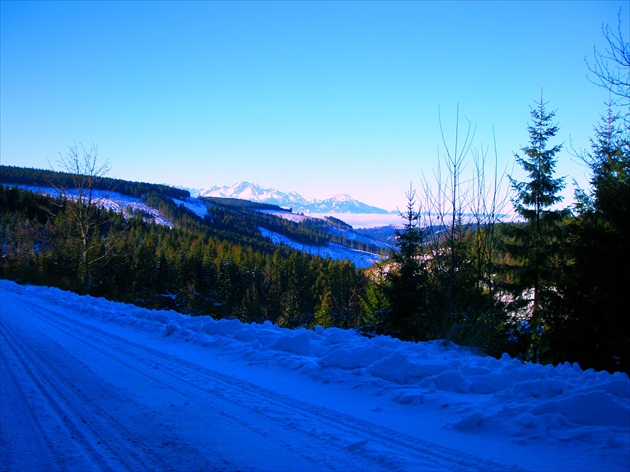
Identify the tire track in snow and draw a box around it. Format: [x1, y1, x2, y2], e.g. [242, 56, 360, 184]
[0, 340, 64, 471]
[17, 296, 527, 472]
[0, 321, 176, 472]
[16, 300, 377, 472]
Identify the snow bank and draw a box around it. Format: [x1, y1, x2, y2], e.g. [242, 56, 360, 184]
[2, 280, 629, 465]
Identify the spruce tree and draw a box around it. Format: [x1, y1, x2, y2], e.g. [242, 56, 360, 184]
[505, 94, 568, 361]
[385, 185, 428, 340]
[550, 106, 630, 372]
[360, 265, 391, 336]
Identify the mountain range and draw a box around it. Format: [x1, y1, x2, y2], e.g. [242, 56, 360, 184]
[192, 182, 391, 214]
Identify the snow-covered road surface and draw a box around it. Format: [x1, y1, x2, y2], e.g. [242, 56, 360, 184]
[1, 280, 628, 471]
[1, 290, 514, 471]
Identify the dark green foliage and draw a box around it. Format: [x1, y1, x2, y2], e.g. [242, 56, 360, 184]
[1, 164, 189, 200]
[383, 187, 428, 341]
[0, 183, 369, 333]
[547, 107, 630, 372]
[312, 258, 365, 330]
[359, 270, 391, 337]
[504, 95, 569, 361]
[323, 216, 353, 231]
[201, 196, 287, 212]
[423, 225, 507, 355]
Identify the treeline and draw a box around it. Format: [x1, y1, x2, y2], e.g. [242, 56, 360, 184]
[0, 164, 189, 200]
[1, 164, 388, 256]
[201, 196, 289, 212]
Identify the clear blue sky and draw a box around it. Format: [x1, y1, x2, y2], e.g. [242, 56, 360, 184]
[1, 1, 627, 211]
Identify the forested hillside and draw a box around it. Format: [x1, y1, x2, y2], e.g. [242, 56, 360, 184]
[1, 164, 190, 200]
[1, 167, 384, 330]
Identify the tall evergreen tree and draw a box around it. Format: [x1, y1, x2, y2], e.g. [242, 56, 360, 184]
[505, 94, 569, 361]
[384, 185, 428, 340]
[549, 106, 630, 372]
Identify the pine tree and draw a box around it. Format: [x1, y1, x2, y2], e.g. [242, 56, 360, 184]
[550, 105, 630, 372]
[314, 289, 334, 329]
[384, 185, 428, 340]
[360, 264, 391, 336]
[505, 94, 569, 361]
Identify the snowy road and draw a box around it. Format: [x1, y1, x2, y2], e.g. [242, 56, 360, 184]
[1, 289, 519, 472]
[1, 281, 628, 471]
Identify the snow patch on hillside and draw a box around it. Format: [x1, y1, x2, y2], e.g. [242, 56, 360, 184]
[9, 185, 173, 227]
[172, 197, 209, 219]
[258, 227, 382, 268]
[258, 210, 310, 224]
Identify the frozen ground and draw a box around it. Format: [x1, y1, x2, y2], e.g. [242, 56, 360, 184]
[1, 280, 628, 472]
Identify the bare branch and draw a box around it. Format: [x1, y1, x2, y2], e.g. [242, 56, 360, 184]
[586, 10, 630, 106]
[52, 142, 112, 292]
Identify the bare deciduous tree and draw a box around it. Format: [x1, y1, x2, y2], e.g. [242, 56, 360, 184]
[586, 11, 630, 107]
[55, 142, 112, 292]
[419, 106, 511, 348]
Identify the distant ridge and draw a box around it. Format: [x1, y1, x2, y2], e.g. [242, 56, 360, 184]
[196, 182, 391, 215]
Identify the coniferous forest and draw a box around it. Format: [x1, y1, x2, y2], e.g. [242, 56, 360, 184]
[1, 25, 628, 374]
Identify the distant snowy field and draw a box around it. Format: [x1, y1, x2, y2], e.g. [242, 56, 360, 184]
[1, 280, 628, 471]
[309, 212, 402, 229]
[310, 213, 515, 230]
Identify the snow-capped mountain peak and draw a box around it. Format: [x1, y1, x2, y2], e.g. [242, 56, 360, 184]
[198, 182, 389, 214]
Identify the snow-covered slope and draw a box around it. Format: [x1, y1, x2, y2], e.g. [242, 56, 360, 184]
[171, 196, 210, 219]
[258, 227, 382, 269]
[199, 181, 391, 214]
[1, 280, 628, 472]
[11, 185, 174, 227]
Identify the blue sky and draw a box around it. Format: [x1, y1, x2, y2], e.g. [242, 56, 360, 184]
[1, 1, 627, 211]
